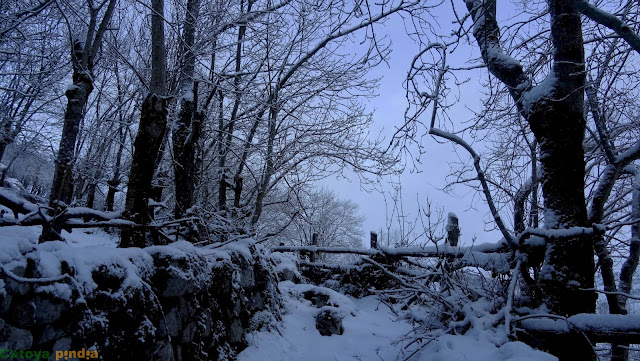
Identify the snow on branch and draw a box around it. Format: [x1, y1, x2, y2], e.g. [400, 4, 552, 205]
[0, 189, 195, 231]
[464, 0, 530, 110]
[516, 313, 640, 344]
[273, 240, 512, 273]
[429, 128, 516, 249]
[576, 0, 640, 55]
[0, 188, 39, 216]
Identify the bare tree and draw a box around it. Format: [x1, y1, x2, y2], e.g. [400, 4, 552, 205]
[120, 0, 169, 247]
[397, 0, 640, 359]
[42, 0, 117, 242]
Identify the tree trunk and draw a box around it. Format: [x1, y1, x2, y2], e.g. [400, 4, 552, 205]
[0, 139, 11, 162]
[173, 95, 201, 219]
[49, 72, 93, 207]
[527, 0, 595, 359]
[120, 94, 167, 247]
[120, 0, 167, 248]
[529, 0, 595, 319]
[43, 0, 116, 242]
[40, 70, 93, 243]
[464, 0, 595, 358]
[173, 0, 202, 220]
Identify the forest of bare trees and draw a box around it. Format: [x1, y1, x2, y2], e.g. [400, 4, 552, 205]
[1, 0, 640, 360]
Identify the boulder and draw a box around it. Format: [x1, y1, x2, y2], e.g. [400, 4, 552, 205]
[303, 290, 330, 308]
[315, 309, 343, 336]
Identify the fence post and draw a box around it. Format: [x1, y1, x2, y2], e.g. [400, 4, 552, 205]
[446, 212, 459, 247]
[370, 231, 378, 249]
[310, 233, 318, 263]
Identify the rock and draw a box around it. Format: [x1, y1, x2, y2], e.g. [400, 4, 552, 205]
[199, 310, 212, 337]
[92, 264, 126, 292]
[246, 292, 265, 312]
[154, 342, 175, 361]
[315, 309, 343, 336]
[38, 325, 65, 344]
[0, 324, 33, 349]
[10, 300, 35, 327]
[303, 290, 331, 308]
[150, 250, 209, 298]
[33, 296, 68, 324]
[162, 307, 181, 337]
[181, 322, 196, 343]
[277, 268, 299, 283]
[233, 298, 242, 315]
[238, 264, 255, 289]
[0, 317, 4, 330]
[51, 337, 72, 354]
[229, 320, 244, 344]
[162, 272, 198, 298]
[5, 265, 30, 295]
[0, 290, 11, 314]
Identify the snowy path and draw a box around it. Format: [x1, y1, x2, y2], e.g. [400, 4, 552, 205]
[238, 284, 413, 361]
[237, 282, 558, 361]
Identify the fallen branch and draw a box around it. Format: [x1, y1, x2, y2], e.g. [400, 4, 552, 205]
[516, 313, 640, 344]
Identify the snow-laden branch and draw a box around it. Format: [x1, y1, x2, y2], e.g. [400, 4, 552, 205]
[0, 264, 69, 284]
[360, 256, 456, 311]
[273, 240, 512, 273]
[0, 189, 199, 231]
[575, 0, 640, 55]
[579, 288, 640, 302]
[429, 128, 516, 249]
[273, 240, 509, 257]
[517, 313, 640, 344]
[0, 188, 38, 216]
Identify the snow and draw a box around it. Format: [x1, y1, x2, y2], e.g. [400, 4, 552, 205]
[522, 73, 558, 115]
[519, 314, 640, 334]
[65, 84, 80, 92]
[180, 91, 194, 103]
[238, 282, 412, 361]
[271, 252, 298, 272]
[0, 225, 40, 264]
[239, 280, 558, 361]
[415, 331, 557, 361]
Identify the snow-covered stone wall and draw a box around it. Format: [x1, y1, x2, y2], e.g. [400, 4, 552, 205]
[0, 238, 280, 361]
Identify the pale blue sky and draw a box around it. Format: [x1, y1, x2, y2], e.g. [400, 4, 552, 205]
[322, 13, 504, 247]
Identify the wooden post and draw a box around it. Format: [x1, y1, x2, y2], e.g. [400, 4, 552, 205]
[446, 212, 459, 247]
[370, 231, 378, 249]
[310, 233, 318, 263]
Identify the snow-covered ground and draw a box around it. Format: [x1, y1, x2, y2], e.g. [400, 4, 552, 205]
[1, 225, 558, 361]
[238, 281, 557, 361]
[238, 283, 412, 361]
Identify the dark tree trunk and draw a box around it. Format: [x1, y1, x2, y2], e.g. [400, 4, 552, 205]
[105, 133, 125, 212]
[40, 71, 93, 243]
[173, 0, 202, 220]
[86, 182, 97, 209]
[0, 139, 11, 162]
[173, 93, 201, 219]
[526, 1, 595, 359]
[120, 0, 167, 248]
[120, 94, 167, 247]
[464, 0, 596, 358]
[43, 0, 116, 242]
[105, 178, 118, 212]
[49, 72, 93, 207]
[529, 0, 595, 319]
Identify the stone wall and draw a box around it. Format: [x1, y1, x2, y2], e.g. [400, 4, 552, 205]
[0, 240, 280, 361]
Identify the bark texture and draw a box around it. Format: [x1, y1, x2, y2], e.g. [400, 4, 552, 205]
[120, 94, 167, 247]
[464, 0, 596, 358]
[120, 0, 168, 247]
